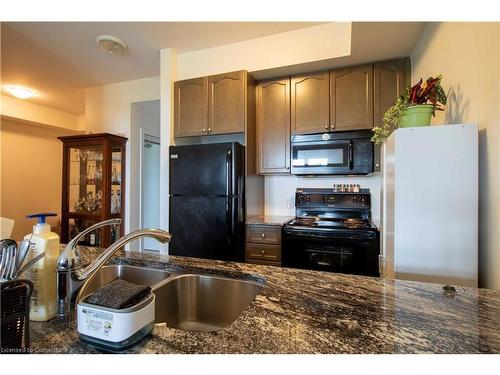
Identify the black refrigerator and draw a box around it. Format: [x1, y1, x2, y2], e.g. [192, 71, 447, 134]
[169, 142, 245, 261]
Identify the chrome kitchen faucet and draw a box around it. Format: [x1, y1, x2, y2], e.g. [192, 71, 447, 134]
[56, 218, 172, 321]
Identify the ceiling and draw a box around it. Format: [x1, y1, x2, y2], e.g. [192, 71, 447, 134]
[1, 22, 426, 116]
[1, 22, 321, 114]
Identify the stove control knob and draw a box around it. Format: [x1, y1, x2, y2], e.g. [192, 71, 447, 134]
[305, 196, 311, 203]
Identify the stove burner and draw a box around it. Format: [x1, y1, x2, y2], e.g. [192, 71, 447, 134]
[295, 216, 319, 225]
[290, 217, 374, 230]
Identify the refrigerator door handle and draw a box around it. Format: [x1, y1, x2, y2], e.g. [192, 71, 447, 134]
[225, 197, 234, 245]
[226, 148, 233, 196]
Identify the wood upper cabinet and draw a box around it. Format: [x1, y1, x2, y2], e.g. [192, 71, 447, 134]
[291, 71, 330, 134]
[373, 59, 408, 127]
[208, 70, 246, 135]
[174, 77, 208, 138]
[373, 58, 409, 171]
[330, 64, 374, 131]
[256, 78, 291, 174]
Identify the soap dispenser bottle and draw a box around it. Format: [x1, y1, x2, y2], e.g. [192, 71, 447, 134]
[24, 213, 60, 321]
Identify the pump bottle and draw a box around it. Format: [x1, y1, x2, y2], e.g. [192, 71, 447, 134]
[24, 213, 60, 321]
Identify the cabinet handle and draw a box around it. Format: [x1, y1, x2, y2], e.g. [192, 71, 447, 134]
[202, 128, 207, 133]
[324, 125, 328, 130]
[261, 250, 265, 255]
[330, 124, 336, 130]
[261, 233, 265, 238]
[207, 128, 211, 133]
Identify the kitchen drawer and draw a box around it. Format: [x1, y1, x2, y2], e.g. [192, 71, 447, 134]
[245, 243, 282, 262]
[246, 225, 282, 244]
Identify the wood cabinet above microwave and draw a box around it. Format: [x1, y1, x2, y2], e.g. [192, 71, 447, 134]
[174, 70, 249, 138]
[290, 71, 330, 134]
[330, 64, 374, 131]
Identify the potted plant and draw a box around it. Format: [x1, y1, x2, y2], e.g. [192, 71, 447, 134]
[371, 75, 447, 145]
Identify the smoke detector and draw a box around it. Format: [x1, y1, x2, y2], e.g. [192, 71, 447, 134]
[96, 35, 127, 55]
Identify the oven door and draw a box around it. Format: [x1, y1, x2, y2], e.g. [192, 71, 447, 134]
[291, 139, 353, 175]
[282, 228, 380, 276]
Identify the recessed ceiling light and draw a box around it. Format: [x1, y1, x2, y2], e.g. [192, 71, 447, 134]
[7, 85, 35, 99]
[96, 35, 127, 55]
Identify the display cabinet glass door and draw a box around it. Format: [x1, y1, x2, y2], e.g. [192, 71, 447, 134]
[68, 145, 104, 215]
[111, 146, 123, 215]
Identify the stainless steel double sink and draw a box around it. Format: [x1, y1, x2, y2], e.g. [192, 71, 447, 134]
[81, 264, 263, 332]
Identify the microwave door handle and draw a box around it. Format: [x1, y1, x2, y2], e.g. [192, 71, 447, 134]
[348, 140, 353, 170]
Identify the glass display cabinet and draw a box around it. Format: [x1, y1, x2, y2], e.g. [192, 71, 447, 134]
[59, 133, 128, 247]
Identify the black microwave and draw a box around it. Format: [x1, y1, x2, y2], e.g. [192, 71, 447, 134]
[290, 130, 374, 175]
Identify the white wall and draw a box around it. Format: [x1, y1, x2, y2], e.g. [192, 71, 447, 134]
[176, 23, 351, 80]
[85, 76, 160, 237]
[0, 118, 75, 240]
[411, 22, 500, 290]
[265, 174, 383, 222]
[159, 49, 177, 254]
[1, 95, 85, 132]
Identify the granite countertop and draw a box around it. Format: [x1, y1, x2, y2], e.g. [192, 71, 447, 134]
[28, 247, 500, 354]
[246, 215, 294, 227]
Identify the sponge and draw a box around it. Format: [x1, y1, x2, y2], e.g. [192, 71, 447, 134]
[86, 278, 151, 310]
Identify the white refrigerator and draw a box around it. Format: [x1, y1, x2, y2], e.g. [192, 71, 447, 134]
[380, 124, 478, 287]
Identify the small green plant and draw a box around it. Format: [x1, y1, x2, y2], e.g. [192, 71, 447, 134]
[371, 75, 447, 145]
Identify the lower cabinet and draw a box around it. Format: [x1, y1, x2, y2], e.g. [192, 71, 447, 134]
[245, 224, 282, 266]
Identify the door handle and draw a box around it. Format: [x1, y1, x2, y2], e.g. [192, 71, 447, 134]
[225, 197, 234, 245]
[226, 149, 232, 196]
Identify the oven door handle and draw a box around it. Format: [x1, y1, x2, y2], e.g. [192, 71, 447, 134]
[304, 249, 340, 267]
[348, 140, 353, 170]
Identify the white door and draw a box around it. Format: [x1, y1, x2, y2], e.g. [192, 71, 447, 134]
[141, 137, 161, 251]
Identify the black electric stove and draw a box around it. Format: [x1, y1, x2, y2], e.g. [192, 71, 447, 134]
[282, 188, 380, 276]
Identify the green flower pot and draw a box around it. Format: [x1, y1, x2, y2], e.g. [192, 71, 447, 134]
[399, 104, 434, 128]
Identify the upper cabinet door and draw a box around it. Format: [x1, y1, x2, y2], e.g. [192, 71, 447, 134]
[256, 78, 291, 174]
[373, 58, 409, 172]
[174, 77, 208, 138]
[330, 64, 374, 131]
[373, 59, 408, 127]
[208, 70, 246, 135]
[291, 71, 330, 134]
